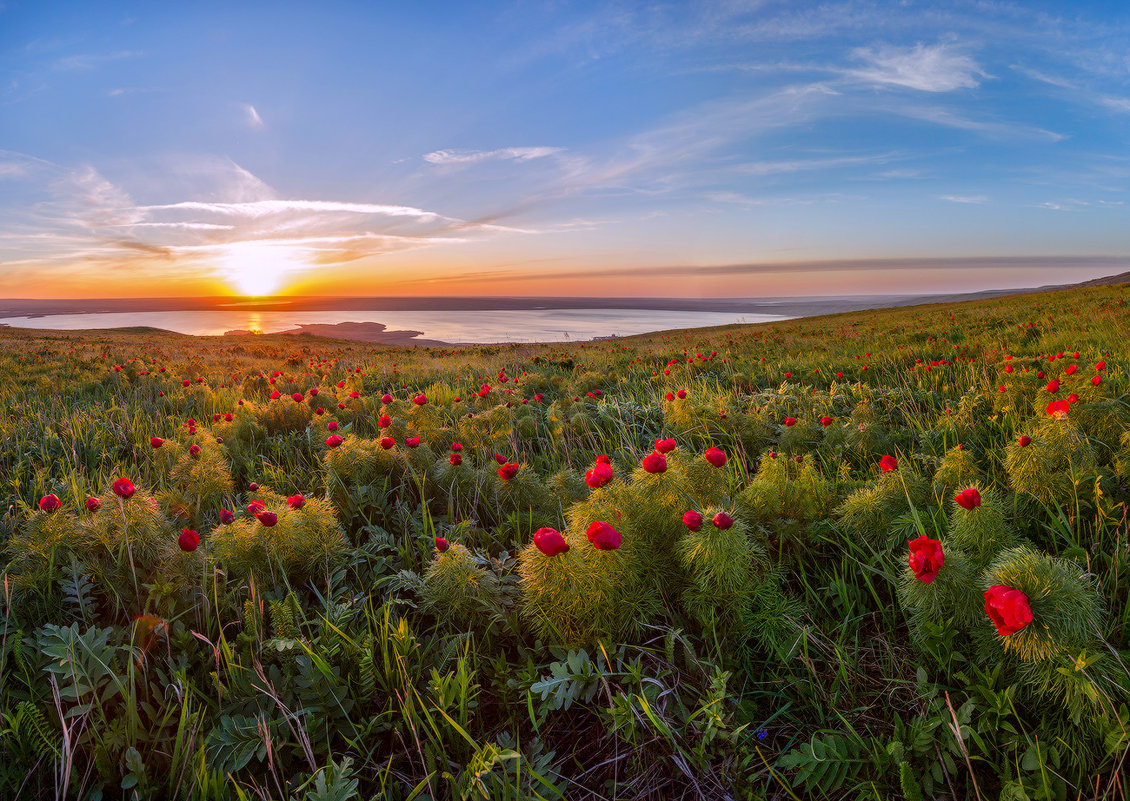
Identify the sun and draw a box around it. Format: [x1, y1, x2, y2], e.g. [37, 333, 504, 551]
[220, 242, 308, 296]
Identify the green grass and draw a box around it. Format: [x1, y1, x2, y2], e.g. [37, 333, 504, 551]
[1, 281, 1129, 799]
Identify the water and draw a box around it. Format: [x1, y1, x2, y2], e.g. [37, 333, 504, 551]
[0, 308, 788, 344]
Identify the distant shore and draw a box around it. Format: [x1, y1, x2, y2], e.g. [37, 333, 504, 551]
[223, 321, 449, 346]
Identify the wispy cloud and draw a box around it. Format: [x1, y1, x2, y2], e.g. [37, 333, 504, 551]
[940, 194, 988, 204]
[243, 103, 264, 128]
[736, 152, 899, 176]
[139, 199, 446, 220]
[423, 146, 565, 165]
[847, 42, 986, 92]
[54, 50, 143, 71]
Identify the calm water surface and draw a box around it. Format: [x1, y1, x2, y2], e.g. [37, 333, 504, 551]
[0, 309, 788, 344]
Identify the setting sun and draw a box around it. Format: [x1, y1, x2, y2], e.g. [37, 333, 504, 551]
[220, 242, 308, 296]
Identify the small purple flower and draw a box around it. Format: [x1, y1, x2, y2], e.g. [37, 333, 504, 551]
[757, 728, 768, 740]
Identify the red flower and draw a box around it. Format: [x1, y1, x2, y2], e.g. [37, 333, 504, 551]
[86, 496, 102, 512]
[495, 453, 507, 465]
[1045, 379, 1060, 394]
[1096, 360, 1106, 371]
[179, 528, 201, 552]
[224, 413, 233, 422]
[112, 477, 136, 499]
[984, 585, 1033, 636]
[596, 454, 611, 464]
[654, 438, 677, 453]
[450, 453, 463, 466]
[677, 389, 687, 399]
[498, 462, 519, 480]
[413, 394, 427, 405]
[182, 379, 191, 387]
[270, 390, 281, 400]
[38, 494, 61, 512]
[1004, 364, 1014, 374]
[189, 444, 201, 457]
[665, 392, 675, 401]
[586, 461, 613, 488]
[378, 415, 391, 428]
[220, 508, 235, 524]
[1018, 435, 1031, 447]
[704, 447, 726, 468]
[381, 393, 393, 404]
[712, 511, 734, 529]
[642, 452, 667, 473]
[309, 388, 319, 396]
[533, 527, 570, 556]
[248, 500, 266, 514]
[820, 416, 833, 427]
[451, 442, 463, 452]
[784, 416, 797, 427]
[326, 434, 344, 448]
[682, 510, 703, 531]
[879, 455, 898, 473]
[288, 494, 305, 510]
[586, 521, 622, 550]
[435, 536, 449, 552]
[380, 436, 395, 450]
[1092, 375, 1102, 386]
[292, 392, 304, 402]
[1065, 365, 1078, 375]
[255, 511, 278, 527]
[954, 487, 982, 510]
[1046, 399, 1071, 418]
[150, 437, 163, 449]
[908, 536, 944, 583]
[406, 436, 420, 448]
[248, 482, 259, 491]
[328, 421, 339, 431]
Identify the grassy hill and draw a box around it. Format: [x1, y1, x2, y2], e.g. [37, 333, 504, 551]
[1, 281, 1128, 799]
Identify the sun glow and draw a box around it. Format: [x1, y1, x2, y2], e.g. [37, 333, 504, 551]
[220, 242, 309, 296]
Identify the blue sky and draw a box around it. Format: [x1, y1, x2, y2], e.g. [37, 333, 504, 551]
[1, 0, 1128, 298]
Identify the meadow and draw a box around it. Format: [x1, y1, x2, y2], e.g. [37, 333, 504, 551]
[2, 282, 1129, 800]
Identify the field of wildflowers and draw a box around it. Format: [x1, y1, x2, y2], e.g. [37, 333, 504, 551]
[2, 283, 1130, 799]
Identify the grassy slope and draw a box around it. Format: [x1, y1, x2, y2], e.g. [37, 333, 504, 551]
[0, 281, 1128, 800]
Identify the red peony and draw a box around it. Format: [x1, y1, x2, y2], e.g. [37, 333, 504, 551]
[435, 536, 449, 552]
[381, 393, 393, 404]
[178, 528, 200, 552]
[327, 421, 339, 431]
[1092, 375, 1102, 386]
[586, 521, 622, 550]
[247, 500, 266, 514]
[112, 477, 136, 499]
[879, 455, 898, 473]
[451, 442, 463, 452]
[406, 436, 420, 448]
[189, 444, 201, 457]
[712, 511, 734, 529]
[1018, 435, 1031, 447]
[220, 507, 235, 524]
[596, 454, 611, 464]
[954, 487, 982, 510]
[586, 461, 613, 488]
[495, 453, 507, 465]
[292, 392, 304, 403]
[450, 453, 462, 466]
[498, 462, 519, 480]
[654, 438, 677, 453]
[326, 434, 344, 448]
[255, 511, 278, 527]
[642, 452, 667, 473]
[150, 437, 163, 449]
[984, 585, 1033, 636]
[533, 527, 570, 556]
[907, 535, 944, 583]
[682, 510, 703, 531]
[248, 482, 259, 491]
[413, 394, 427, 405]
[85, 496, 102, 512]
[288, 494, 305, 510]
[378, 415, 391, 428]
[704, 447, 726, 468]
[38, 494, 61, 512]
[380, 436, 395, 450]
[1046, 379, 1060, 394]
[785, 417, 797, 427]
[1046, 399, 1071, 417]
[1096, 360, 1106, 370]
[820, 416, 833, 427]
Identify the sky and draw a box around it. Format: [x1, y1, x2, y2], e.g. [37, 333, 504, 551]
[1, 0, 1128, 299]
